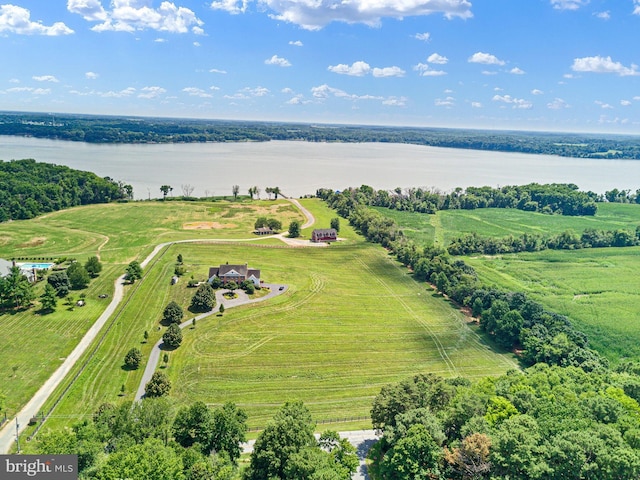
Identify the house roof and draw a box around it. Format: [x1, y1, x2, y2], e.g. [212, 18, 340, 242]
[209, 264, 260, 280]
[0, 258, 13, 278]
[312, 228, 337, 236]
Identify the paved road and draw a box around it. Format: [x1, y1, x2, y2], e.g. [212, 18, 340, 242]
[0, 274, 127, 453]
[134, 283, 288, 401]
[241, 429, 380, 479]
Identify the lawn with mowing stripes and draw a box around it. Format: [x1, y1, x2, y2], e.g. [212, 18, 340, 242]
[164, 241, 516, 429]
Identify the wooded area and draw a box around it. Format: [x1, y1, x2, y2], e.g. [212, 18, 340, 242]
[2, 111, 640, 159]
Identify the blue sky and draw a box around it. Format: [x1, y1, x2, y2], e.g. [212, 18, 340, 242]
[1, 0, 639, 133]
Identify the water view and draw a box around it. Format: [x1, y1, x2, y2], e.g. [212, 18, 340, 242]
[1, 135, 638, 199]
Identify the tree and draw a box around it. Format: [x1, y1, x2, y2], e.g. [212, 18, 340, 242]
[162, 323, 183, 349]
[181, 184, 195, 197]
[67, 261, 90, 289]
[330, 217, 340, 232]
[248, 186, 256, 199]
[163, 300, 184, 324]
[144, 372, 172, 398]
[254, 217, 268, 229]
[288, 220, 301, 238]
[0, 266, 35, 309]
[266, 218, 282, 231]
[265, 187, 273, 200]
[444, 433, 492, 479]
[47, 271, 70, 297]
[219, 304, 225, 314]
[163, 353, 169, 367]
[124, 347, 142, 370]
[124, 261, 143, 283]
[379, 424, 443, 480]
[160, 185, 173, 200]
[273, 187, 282, 199]
[190, 283, 216, 312]
[39, 283, 57, 313]
[211, 402, 248, 464]
[232, 184, 240, 200]
[244, 401, 316, 480]
[143, 330, 149, 343]
[177, 253, 183, 264]
[85, 256, 103, 277]
[173, 401, 216, 451]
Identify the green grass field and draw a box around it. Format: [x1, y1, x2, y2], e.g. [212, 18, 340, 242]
[2, 198, 516, 438]
[377, 202, 640, 363]
[0, 199, 305, 418]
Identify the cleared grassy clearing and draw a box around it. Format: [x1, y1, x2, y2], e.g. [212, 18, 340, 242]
[0, 200, 303, 419]
[165, 242, 516, 429]
[466, 247, 640, 363]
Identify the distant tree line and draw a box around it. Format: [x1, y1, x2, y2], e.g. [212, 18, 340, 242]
[448, 226, 640, 255]
[318, 188, 609, 371]
[3, 111, 640, 158]
[319, 183, 598, 216]
[0, 159, 129, 221]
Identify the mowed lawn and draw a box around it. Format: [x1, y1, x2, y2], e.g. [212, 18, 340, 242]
[165, 242, 517, 429]
[0, 199, 305, 418]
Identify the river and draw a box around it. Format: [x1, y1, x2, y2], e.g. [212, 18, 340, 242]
[1, 136, 637, 199]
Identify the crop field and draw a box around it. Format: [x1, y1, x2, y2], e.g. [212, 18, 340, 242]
[0, 199, 304, 418]
[376, 202, 640, 246]
[10, 198, 516, 437]
[377, 202, 640, 363]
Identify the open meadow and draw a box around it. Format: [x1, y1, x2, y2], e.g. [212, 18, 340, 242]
[2, 198, 517, 440]
[378, 202, 640, 363]
[0, 198, 304, 418]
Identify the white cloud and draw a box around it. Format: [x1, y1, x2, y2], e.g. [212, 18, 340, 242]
[635, 0, 640, 15]
[138, 86, 167, 99]
[482, 70, 498, 75]
[372, 66, 405, 78]
[102, 87, 136, 98]
[634, 96, 640, 101]
[235, 0, 472, 30]
[9, 78, 19, 84]
[209, 85, 220, 91]
[310, 84, 384, 102]
[0, 4, 73, 35]
[242, 86, 270, 97]
[155, 38, 167, 42]
[547, 98, 569, 109]
[435, 96, 455, 107]
[211, 0, 249, 14]
[595, 100, 614, 109]
[413, 63, 446, 76]
[414, 32, 431, 41]
[471, 101, 482, 108]
[550, 0, 588, 10]
[594, 10, 610, 19]
[492, 94, 533, 109]
[427, 53, 448, 65]
[289, 40, 303, 46]
[69, 0, 204, 34]
[531, 88, 544, 95]
[382, 96, 407, 106]
[510, 67, 525, 75]
[209, 68, 227, 74]
[5, 86, 51, 95]
[563, 73, 575, 79]
[571, 56, 639, 76]
[621, 99, 632, 106]
[468, 52, 505, 66]
[328, 61, 371, 76]
[33, 75, 59, 82]
[193, 41, 201, 47]
[183, 87, 213, 98]
[85, 71, 99, 79]
[265, 55, 292, 67]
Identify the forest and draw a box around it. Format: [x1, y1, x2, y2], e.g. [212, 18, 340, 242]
[0, 159, 129, 221]
[2, 110, 640, 159]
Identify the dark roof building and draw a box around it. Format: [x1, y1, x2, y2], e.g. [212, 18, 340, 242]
[311, 228, 338, 243]
[208, 263, 261, 286]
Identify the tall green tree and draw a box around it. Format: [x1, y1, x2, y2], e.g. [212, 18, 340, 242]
[211, 402, 248, 464]
[288, 220, 301, 238]
[39, 283, 58, 312]
[95, 438, 184, 480]
[190, 283, 216, 312]
[160, 185, 173, 200]
[67, 261, 90, 289]
[124, 261, 143, 283]
[163, 300, 184, 324]
[0, 266, 35, 308]
[244, 401, 316, 480]
[85, 256, 103, 277]
[330, 217, 340, 232]
[162, 323, 183, 349]
[124, 347, 142, 370]
[144, 372, 172, 398]
[47, 271, 70, 297]
[232, 184, 240, 200]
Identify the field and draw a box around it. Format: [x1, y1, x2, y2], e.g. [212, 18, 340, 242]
[0, 199, 305, 418]
[378, 202, 640, 363]
[1, 198, 516, 440]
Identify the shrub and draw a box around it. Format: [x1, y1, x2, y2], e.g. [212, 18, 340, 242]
[124, 348, 142, 370]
